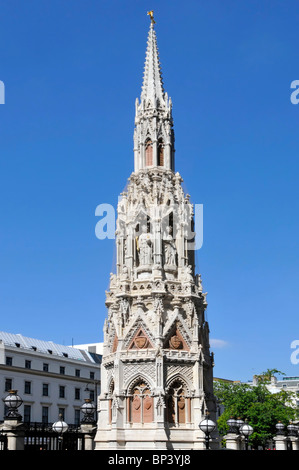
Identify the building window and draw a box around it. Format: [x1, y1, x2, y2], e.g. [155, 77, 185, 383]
[75, 388, 81, 400]
[5, 378, 12, 392]
[24, 405, 31, 423]
[42, 383, 49, 397]
[42, 406, 49, 424]
[6, 356, 12, 366]
[25, 360, 31, 369]
[75, 369, 80, 377]
[60, 366, 65, 375]
[59, 386, 65, 398]
[43, 363, 49, 372]
[90, 372, 95, 380]
[58, 408, 65, 421]
[145, 139, 153, 166]
[74, 409, 80, 426]
[24, 381, 31, 394]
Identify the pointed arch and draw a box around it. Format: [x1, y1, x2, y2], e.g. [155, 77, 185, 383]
[165, 373, 192, 394]
[127, 374, 153, 394]
[161, 208, 174, 237]
[123, 317, 156, 350]
[146, 99, 153, 109]
[145, 138, 153, 166]
[165, 376, 191, 425]
[126, 376, 154, 424]
[128, 327, 154, 350]
[163, 321, 191, 351]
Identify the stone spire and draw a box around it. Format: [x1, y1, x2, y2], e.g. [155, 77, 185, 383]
[134, 17, 175, 172]
[141, 21, 165, 105]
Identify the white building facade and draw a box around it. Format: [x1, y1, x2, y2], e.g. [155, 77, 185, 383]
[248, 375, 299, 408]
[0, 332, 101, 425]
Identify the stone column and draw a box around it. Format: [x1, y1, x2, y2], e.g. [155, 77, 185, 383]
[273, 435, 287, 450]
[140, 142, 145, 169]
[80, 423, 97, 450]
[165, 141, 171, 170]
[289, 436, 299, 450]
[0, 418, 25, 450]
[223, 432, 242, 450]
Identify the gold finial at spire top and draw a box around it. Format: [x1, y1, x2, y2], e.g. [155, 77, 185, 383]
[147, 10, 156, 24]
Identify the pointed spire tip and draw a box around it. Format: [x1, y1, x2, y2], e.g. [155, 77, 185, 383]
[147, 10, 156, 25]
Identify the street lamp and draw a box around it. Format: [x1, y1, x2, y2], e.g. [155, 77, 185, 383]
[81, 399, 96, 424]
[52, 414, 68, 450]
[227, 417, 238, 434]
[275, 421, 285, 436]
[199, 411, 217, 450]
[84, 380, 99, 414]
[239, 420, 253, 450]
[287, 422, 297, 437]
[236, 417, 244, 431]
[3, 390, 23, 420]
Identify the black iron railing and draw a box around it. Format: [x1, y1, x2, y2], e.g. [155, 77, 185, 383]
[23, 422, 85, 451]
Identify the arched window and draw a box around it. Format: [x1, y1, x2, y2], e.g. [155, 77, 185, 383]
[145, 139, 153, 166]
[166, 379, 189, 425]
[128, 381, 153, 423]
[158, 139, 164, 166]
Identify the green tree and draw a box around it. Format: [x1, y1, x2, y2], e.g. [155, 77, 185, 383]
[214, 369, 299, 449]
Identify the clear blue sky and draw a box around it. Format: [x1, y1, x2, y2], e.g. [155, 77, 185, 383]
[0, 0, 298, 382]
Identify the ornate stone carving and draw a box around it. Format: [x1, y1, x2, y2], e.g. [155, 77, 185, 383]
[96, 18, 217, 451]
[119, 298, 130, 327]
[123, 362, 156, 389]
[123, 320, 155, 350]
[165, 364, 194, 390]
[163, 226, 177, 266]
[153, 296, 164, 314]
[155, 392, 166, 416]
[137, 225, 153, 266]
[169, 335, 182, 350]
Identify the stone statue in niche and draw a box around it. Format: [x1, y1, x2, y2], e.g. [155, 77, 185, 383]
[182, 265, 194, 283]
[119, 298, 130, 327]
[121, 265, 129, 280]
[109, 273, 117, 288]
[137, 225, 153, 265]
[163, 226, 177, 266]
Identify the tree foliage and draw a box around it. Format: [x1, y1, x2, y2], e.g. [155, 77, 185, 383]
[214, 369, 299, 448]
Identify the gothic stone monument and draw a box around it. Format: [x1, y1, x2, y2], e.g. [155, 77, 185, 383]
[94, 15, 218, 450]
